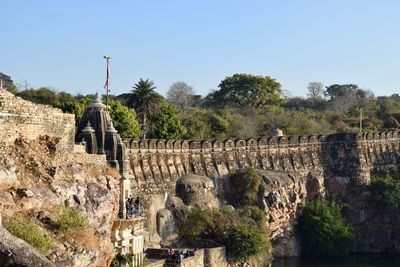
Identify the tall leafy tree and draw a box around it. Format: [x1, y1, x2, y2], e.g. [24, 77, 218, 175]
[206, 74, 284, 109]
[126, 78, 163, 138]
[148, 102, 187, 139]
[108, 99, 143, 138]
[182, 108, 229, 139]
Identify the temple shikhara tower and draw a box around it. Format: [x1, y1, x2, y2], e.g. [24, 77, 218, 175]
[76, 94, 144, 266]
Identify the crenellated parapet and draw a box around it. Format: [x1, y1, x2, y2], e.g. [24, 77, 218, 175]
[122, 131, 400, 185]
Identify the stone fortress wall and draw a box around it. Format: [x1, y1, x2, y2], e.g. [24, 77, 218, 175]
[0, 90, 75, 150]
[123, 131, 400, 186]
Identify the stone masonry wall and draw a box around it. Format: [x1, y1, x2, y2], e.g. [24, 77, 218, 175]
[0, 90, 75, 150]
[124, 131, 400, 186]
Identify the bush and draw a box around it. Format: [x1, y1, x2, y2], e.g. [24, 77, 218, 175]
[53, 205, 88, 231]
[110, 253, 133, 267]
[179, 207, 271, 262]
[180, 207, 237, 243]
[6, 214, 54, 254]
[238, 206, 266, 227]
[298, 200, 354, 256]
[228, 167, 262, 207]
[370, 175, 400, 211]
[227, 224, 270, 261]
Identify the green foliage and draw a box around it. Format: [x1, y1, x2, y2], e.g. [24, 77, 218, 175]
[110, 253, 133, 267]
[108, 99, 143, 138]
[180, 207, 270, 262]
[148, 102, 187, 139]
[180, 207, 237, 243]
[227, 223, 269, 262]
[126, 78, 163, 138]
[52, 205, 88, 231]
[370, 174, 400, 211]
[228, 167, 262, 207]
[183, 108, 229, 139]
[298, 200, 354, 256]
[6, 73, 400, 139]
[18, 87, 58, 105]
[207, 73, 284, 109]
[54, 97, 91, 124]
[6, 214, 54, 254]
[238, 206, 266, 227]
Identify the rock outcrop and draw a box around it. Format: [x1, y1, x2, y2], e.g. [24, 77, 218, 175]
[0, 136, 120, 266]
[176, 174, 219, 208]
[0, 226, 55, 267]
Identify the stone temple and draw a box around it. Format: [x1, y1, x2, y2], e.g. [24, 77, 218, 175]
[76, 94, 144, 266]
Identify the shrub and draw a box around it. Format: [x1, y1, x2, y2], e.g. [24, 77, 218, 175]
[6, 214, 54, 254]
[180, 207, 237, 243]
[228, 167, 262, 207]
[179, 206, 271, 262]
[110, 253, 133, 267]
[227, 223, 270, 262]
[238, 206, 266, 227]
[370, 175, 400, 211]
[53, 205, 88, 231]
[298, 200, 354, 256]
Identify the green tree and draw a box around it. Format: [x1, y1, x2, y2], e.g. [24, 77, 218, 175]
[228, 167, 262, 207]
[148, 102, 187, 139]
[17, 87, 58, 105]
[227, 223, 269, 262]
[207, 74, 284, 109]
[126, 78, 163, 138]
[54, 97, 91, 124]
[183, 108, 230, 139]
[298, 200, 354, 256]
[180, 207, 271, 262]
[370, 174, 400, 211]
[108, 99, 143, 138]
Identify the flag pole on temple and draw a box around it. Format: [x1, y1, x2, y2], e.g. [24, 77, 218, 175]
[103, 55, 111, 110]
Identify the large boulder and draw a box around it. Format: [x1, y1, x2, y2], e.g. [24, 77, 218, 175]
[0, 226, 55, 267]
[176, 174, 219, 208]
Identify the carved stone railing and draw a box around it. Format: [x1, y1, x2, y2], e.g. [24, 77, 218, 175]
[122, 131, 400, 185]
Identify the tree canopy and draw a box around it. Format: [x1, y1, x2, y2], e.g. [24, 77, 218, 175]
[108, 99, 143, 138]
[148, 102, 187, 139]
[126, 78, 163, 138]
[206, 74, 284, 109]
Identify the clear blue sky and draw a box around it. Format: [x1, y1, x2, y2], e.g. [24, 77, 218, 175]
[1, 0, 400, 97]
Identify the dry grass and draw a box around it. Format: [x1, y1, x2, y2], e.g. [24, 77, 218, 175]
[62, 228, 102, 249]
[87, 165, 103, 178]
[105, 166, 121, 180]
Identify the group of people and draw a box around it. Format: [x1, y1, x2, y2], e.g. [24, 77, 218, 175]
[166, 247, 196, 261]
[125, 196, 140, 218]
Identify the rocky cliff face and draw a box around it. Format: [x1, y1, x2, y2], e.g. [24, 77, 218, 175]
[0, 136, 120, 267]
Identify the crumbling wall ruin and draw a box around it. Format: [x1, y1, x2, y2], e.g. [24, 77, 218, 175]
[0, 90, 75, 150]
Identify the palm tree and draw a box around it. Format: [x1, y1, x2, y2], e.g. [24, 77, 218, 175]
[127, 78, 163, 138]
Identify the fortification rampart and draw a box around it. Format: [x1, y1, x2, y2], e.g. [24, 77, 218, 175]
[0, 90, 75, 150]
[123, 131, 400, 185]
